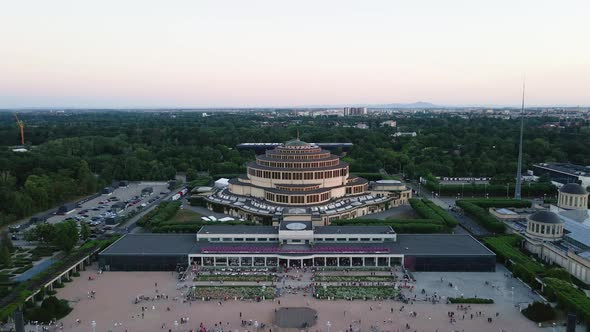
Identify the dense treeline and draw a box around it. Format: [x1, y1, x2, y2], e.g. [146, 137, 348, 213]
[1, 111, 589, 227]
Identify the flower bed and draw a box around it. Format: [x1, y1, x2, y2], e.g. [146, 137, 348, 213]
[195, 274, 273, 282]
[189, 286, 275, 300]
[315, 286, 398, 300]
[315, 275, 393, 282]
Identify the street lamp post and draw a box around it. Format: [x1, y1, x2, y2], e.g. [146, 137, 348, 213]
[91, 320, 96, 332]
[326, 321, 331, 332]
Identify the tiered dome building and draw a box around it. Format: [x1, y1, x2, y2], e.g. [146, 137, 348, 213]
[205, 139, 411, 225]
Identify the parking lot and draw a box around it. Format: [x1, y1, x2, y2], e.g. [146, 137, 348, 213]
[8, 182, 172, 240]
[49, 182, 170, 224]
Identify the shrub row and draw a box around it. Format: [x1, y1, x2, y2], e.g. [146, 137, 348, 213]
[153, 221, 255, 233]
[456, 200, 506, 233]
[24, 296, 72, 323]
[448, 297, 494, 304]
[409, 199, 442, 221]
[136, 201, 181, 230]
[423, 200, 459, 227]
[458, 199, 532, 209]
[483, 235, 544, 283]
[543, 277, 590, 323]
[409, 198, 458, 228]
[521, 301, 557, 323]
[331, 218, 445, 233]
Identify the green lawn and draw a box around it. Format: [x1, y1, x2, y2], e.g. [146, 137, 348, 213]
[315, 275, 394, 282]
[195, 274, 274, 282]
[168, 208, 202, 223]
[189, 286, 275, 299]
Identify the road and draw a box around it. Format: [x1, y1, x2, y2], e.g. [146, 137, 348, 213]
[182, 199, 233, 220]
[404, 179, 493, 237]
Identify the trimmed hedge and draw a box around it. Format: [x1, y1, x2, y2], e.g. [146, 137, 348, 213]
[424, 200, 459, 227]
[543, 277, 590, 323]
[543, 268, 572, 283]
[448, 297, 494, 304]
[409, 199, 442, 221]
[24, 296, 72, 323]
[153, 221, 254, 233]
[522, 301, 557, 322]
[456, 200, 506, 233]
[331, 218, 445, 233]
[136, 201, 181, 230]
[483, 235, 544, 284]
[458, 199, 532, 209]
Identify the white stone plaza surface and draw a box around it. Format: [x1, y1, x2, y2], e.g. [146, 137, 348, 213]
[33, 264, 567, 332]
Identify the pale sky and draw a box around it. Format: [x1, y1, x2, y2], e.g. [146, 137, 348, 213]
[1, 0, 589, 108]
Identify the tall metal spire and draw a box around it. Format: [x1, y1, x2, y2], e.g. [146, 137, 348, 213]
[514, 81, 525, 200]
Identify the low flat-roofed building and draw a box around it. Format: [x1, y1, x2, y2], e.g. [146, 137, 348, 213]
[490, 207, 537, 221]
[532, 163, 590, 188]
[99, 225, 495, 273]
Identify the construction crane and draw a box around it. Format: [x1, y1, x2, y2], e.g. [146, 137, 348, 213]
[14, 113, 25, 145]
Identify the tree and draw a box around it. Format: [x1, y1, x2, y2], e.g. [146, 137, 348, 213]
[1, 231, 14, 252]
[0, 245, 11, 267]
[80, 222, 91, 241]
[24, 223, 56, 244]
[77, 160, 97, 194]
[53, 220, 79, 252]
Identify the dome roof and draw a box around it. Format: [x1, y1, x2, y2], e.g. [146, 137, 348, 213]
[560, 183, 588, 195]
[528, 211, 563, 224]
[284, 138, 312, 147]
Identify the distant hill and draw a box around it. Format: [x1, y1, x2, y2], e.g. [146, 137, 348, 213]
[369, 101, 440, 109]
[300, 101, 441, 109]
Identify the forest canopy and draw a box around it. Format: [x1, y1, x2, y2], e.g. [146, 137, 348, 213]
[1, 111, 588, 226]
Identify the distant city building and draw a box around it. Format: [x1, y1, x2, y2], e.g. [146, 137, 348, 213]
[343, 107, 367, 116]
[237, 142, 354, 154]
[532, 163, 590, 188]
[355, 123, 369, 129]
[392, 132, 417, 137]
[380, 120, 397, 128]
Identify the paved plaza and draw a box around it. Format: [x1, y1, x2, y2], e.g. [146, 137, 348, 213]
[24, 264, 584, 332]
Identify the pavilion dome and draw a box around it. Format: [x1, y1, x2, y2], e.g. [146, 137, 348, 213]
[560, 183, 588, 195]
[528, 211, 563, 224]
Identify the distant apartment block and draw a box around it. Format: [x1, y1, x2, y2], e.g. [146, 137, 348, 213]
[381, 120, 397, 127]
[343, 107, 367, 116]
